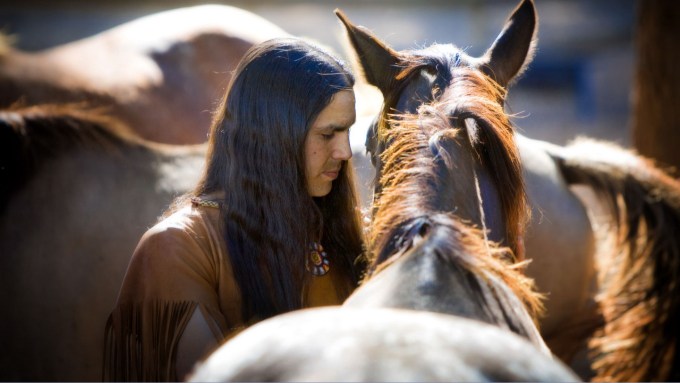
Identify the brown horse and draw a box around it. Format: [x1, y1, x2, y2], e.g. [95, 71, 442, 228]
[0, 5, 290, 144]
[337, 0, 680, 381]
[187, 101, 578, 382]
[0, 103, 205, 381]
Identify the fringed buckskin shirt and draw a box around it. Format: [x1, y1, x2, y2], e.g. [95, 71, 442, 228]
[103, 198, 345, 381]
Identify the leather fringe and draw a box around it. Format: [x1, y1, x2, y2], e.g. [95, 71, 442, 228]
[103, 300, 197, 382]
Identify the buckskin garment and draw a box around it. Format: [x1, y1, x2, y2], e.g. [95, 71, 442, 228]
[103, 198, 346, 381]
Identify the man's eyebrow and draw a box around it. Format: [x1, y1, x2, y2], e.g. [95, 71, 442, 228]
[319, 124, 352, 132]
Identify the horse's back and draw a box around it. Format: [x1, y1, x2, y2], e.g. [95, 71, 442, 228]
[189, 307, 579, 382]
[105, 5, 289, 46]
[0, 109, 204, 380]
[0, 5, 291, 144]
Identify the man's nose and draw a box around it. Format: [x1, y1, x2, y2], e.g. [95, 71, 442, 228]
[333, 133, 352, 161]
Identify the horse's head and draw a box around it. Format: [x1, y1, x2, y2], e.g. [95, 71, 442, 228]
[343, 100, 545, 349]
[336, 0, 536, 258]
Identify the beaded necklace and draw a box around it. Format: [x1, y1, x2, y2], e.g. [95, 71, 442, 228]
[306, 242, 330, 276]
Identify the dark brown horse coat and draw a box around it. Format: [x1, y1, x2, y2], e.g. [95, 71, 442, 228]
[0, 104, 206, 381]
[0, 5, 290, 144]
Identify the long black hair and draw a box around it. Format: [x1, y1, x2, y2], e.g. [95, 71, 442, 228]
[195, 37, 365, 321]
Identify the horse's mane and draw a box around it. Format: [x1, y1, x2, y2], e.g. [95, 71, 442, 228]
[376, 63, 529, 259]
[368, 96, 543, 324]
[554, 137, 680, 381]
[0, 103, 147, 212]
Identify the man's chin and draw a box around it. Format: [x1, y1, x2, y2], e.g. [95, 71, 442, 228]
[308, 183, 332, 198]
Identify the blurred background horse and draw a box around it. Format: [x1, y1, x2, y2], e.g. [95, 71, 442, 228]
[0, 103, 204, 380]
[0, 6, 380, 380]
[337, 0, 680, 381]
[0, 5, 290, 144]
[0, 3, 381, 205]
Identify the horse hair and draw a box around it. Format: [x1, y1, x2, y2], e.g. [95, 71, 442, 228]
[556, 137, 680, 381]
[368, 92, 543, 324]
[375, 63, 529, 260]
[372, 212, 544, 334]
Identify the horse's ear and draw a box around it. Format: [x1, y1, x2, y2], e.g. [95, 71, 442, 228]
[479, 0, 537, 87]
[335, 9, 401, 94]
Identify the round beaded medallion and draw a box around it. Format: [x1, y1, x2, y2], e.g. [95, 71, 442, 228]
[307, 242, 330, 276]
